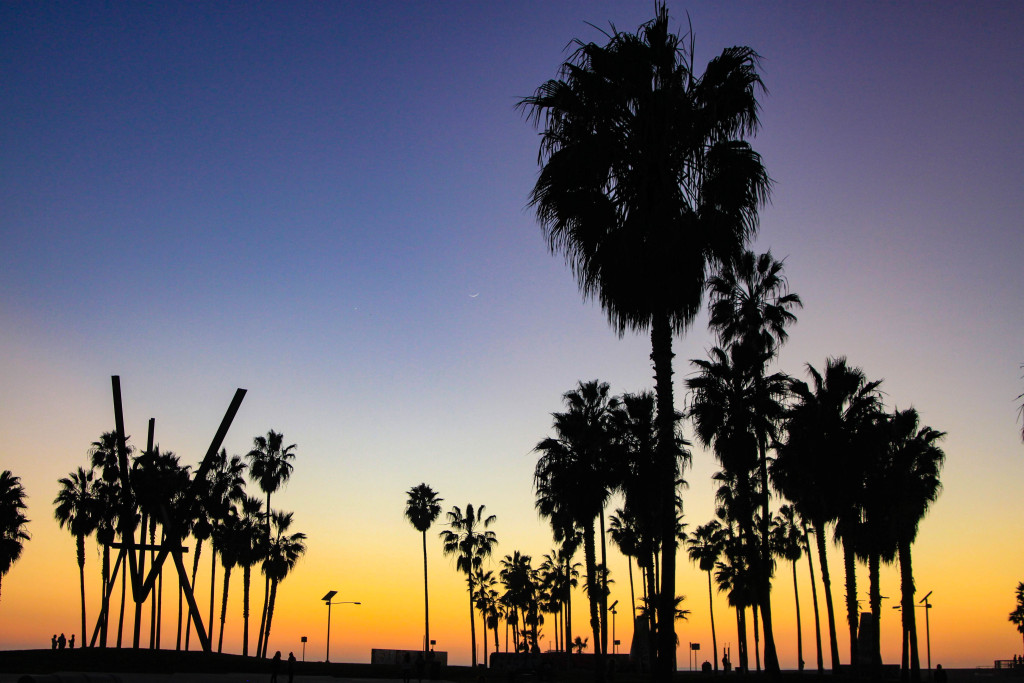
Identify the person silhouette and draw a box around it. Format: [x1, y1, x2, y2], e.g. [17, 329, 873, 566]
[69, 634, 75, 649]
[935, 664, 947, 683]
[270, 651, 281, 683]
[287, 652, 296, 683]
[51, 634, 57, 650]
[58, 633, 66, 650]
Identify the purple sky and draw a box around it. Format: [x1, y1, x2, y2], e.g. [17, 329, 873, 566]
[2, 1, 1022, 665]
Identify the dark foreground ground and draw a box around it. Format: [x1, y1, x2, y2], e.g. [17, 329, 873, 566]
[0, 650, 1012, 683]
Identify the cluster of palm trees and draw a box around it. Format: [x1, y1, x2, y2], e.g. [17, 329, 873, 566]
[405, 485, 589, 668]
[0, 470, 30, 605]
[518, 6, 954, 681]
[1010, 583, 1024, 654]
[51, 429, 306, 656]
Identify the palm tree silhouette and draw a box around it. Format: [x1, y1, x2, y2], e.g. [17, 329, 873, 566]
[88, 434, 122, 648]
[534, 380, 618, 667]
[260, 510, 307, 657]
[55, 466, 98, 648]
[474, 567, 499, 664]
[772, 358, 883, 671]
[440, 503, 497, 668]
[607, 508, 640, 629]
[1010, 582, 1024, 655]
[772, 506, 807, 671]
[688, 521, 725, 672]
[213, 502, 241, 653]
[0, 470, 30, 608]
[885, 408, 945, 681]
[520, 6, 771, 674]
[247, 431, 295, 657]
[405, 483, 443, 651]
[237, 495, 264, 656]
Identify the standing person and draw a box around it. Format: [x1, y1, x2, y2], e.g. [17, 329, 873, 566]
[51, 635, 57, 650]
[69, 634, 75, 649]
[287, 652, 296, 683]
[58, 633, 66, 650]
[270, 651, 281, 683]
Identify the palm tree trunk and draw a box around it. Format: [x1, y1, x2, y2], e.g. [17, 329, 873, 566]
[186, 536, 203, 650]
[898, 540, 921, 683]
[842, 539, 859, 669]
[77, 534, 88, 649]
[134, 512, 147, 650]
[756, 442, 780, 673]
[150, 521, 157, 649]
[257, 574, 270, 658]
[582, 520, 603, 661]
[208, 543, 217, 650]
[651, 313, 678, 681]
[243, 565, 252, 656]
[803, 521, 824, 673]
[467, 573, 478, 667]
[422, 530, 430, 651]
[565, 556, 573, 655]
[753, 600, 761, 672]
[707, 570, 718, 672]
[481, 604, 488, 667]
[263, 578, 279, 657]
[176, 580, 183, 650]
[792, 560, 804, 671]
[628, 556, 636, 632]
[101, 544, 111, 647]
[869, 552, 882, 675]
[814, 521, 841, 670]
[599, 510, 609, 658]
[736, 605, 748, 672]
[218, 564, 232, 653]
[118, 554, 126, 648]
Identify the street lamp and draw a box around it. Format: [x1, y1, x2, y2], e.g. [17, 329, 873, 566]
[920, 591, 933, 677]
[322, 591, 361, 663]
[610, 601, 618, 655]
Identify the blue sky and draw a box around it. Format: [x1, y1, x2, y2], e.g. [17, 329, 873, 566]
[2, 1, 1023, 666]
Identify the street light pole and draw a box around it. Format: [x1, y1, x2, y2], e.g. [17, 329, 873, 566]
[920, 591, 933, 677]
[610, 601, 618, 655]
[322, 591, 361, 664]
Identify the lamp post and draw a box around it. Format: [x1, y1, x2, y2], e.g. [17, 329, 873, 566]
[920, 591, 933, 677]
[610, 601, 618, 655]
[322, 591, 361, 663]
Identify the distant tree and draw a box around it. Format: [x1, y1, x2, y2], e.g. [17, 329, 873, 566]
[405, 483, 443, 651]
[55, 466, 98, 648]
[688, 521, 725, 672]
[237, 495, 265, 656]
[247, 431, 295, 657]
[1010, 582, 1024, 654]
[0, 470, 30, 607]
[772, 506, 806, 671]
[213, 503, 241, 653]
[440, 503, 497, 668]
[260, 510, 307, 657]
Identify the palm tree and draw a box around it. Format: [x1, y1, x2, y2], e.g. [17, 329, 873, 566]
[0, 470, 30, 607]
[213, 502, 241, 653]
[247, 430, 296, 655]
[260, 510, 307, 658]
[772, 506, 806, 671]
[474, 567, 499, 664]
[440, 503, 497, 668]
[688, 521, 725, 672]
[405, 483, 443, 651]
[885, 408, 945, 681]
[771, 358, 884, 671]
[607, 509, 640, 627]
[534, 379, 619, 668]
[520, 7, 771, 675]
[237, 495, 265, 656]
[55, 466, 99, 648]
[1010, 582, 1024, 655]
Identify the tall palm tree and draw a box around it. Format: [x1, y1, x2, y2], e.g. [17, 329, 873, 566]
[607, 508, 640, 627]
[405, 483, 443, 651]
[213, 503, 241, 653]
[688, 521, 725, 672]
[885, 408, 945, 682]
[474, 567, 499, 664]
[440, 503, 497, 668]
[0, 470, 30, 607]
[772, 506, 806, 671]
[55, 466, 99, 648]
[520, 7, 771, 675]
[260, 510, 307, 658]
[247, 430, 296, 655]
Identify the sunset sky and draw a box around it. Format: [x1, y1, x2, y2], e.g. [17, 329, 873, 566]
[2, 1, 1022, 670]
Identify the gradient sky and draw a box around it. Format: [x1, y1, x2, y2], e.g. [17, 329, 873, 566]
[2, 1, 1022, 669]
